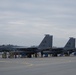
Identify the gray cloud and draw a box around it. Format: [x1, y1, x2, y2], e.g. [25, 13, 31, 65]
[0, 0, 76, 47]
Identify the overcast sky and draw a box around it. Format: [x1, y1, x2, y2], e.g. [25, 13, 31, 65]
[0, 0, 76, 47]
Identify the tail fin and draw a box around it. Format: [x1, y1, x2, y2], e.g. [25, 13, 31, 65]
[64, 37, 75, 50]
[38, 34, 53, 49]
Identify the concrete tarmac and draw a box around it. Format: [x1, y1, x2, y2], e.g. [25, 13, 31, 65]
[0, 57, 76, 75]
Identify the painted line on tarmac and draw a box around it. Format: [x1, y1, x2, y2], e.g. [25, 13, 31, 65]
[0, 61, 33, 67]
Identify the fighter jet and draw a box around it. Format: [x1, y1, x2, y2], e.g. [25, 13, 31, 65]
[0, 34, 75, 58]
[40, 36, 76, 57]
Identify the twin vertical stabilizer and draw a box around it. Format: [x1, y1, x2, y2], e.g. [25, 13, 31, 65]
[38, 34, 53, 49]
[64, 37, 75, 50]
[38, 34, 75, 51]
